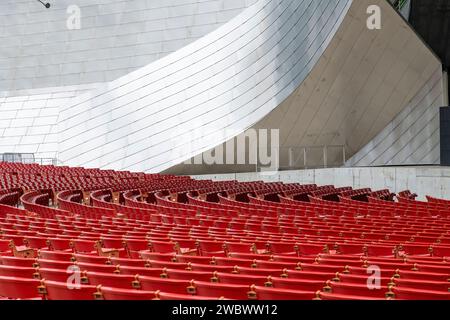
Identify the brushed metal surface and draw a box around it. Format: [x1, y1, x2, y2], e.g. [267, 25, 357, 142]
[58, 0, 352, 172]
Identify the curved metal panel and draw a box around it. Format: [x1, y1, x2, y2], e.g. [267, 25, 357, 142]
[0, 0, 255, 91]
[165, 0, 443, 175]
[0, 0, 255, 160]
[58, 0, 353, 172]
[346, 66, 444, 167]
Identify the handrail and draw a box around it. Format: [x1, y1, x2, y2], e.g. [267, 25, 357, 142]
[1, 153, 58, 166]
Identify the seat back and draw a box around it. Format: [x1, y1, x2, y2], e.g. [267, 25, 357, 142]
[138, 276, 189, 294]
[86, 272, 135, 289]
[190, 280, 250, 299]
[96, 286, 156, 300]
[0, 276, 41, 299]
[249, 285, 314, 300]
[40, 280, 96, 300]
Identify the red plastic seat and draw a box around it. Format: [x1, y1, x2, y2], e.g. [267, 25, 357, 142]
[0, 276, 41, 299]
[117, 266, 163, 277]
[324, 281, 388, 298]
[268, 277, 326, 292]
[388, 286, 450, 300]
[77, 262, 118, 273]
[174, 239, 198, 255]
[109, 257, 149, 267]
[47, 238, 73, 251]
[212, 272, 267, 286]
[392, 278, 450, 292]
[137, 276, 190, 294]
[123, 239, 150, 258]
[95, 286, 155, 300]
[197, 240, 226, 257]
[267, 242, 297, 256]
[0, 256, 35, 267]
[365, 245, 397, 257]
[188, 263, 235, 273]
[224, 242, 257, 254]
[213, 257, 254, 267]
[23, 236, 49, 250]
[413, 263, 450, 274]
[101, 238, 126, 250]
[431, 245, 450, 257]
[37, 259, 76, 270]
[395, 269, 450, 282]
[229, 252, 272, 260]
[39, 280, 97, 300]
[100, 238, 127, 257]
[72, 239, 102, 255]
[74, 254, 110, 264]
[163, 269, 213, 282]
[189, 280, 250, 299]
[0, 239, 11, 253]
[400, 242, 431, 255]
[38, 250, 73, 261]
[149, 240, 178, 254]
[249, 285, 315, 300]
[297, 243, 329, 256]
[138, 252, 175, 262]
[335, 243, 365, 255]
[146, 260, 187, 270]
[36, 267, 79, 282]
[256, 260, 302, 270]
[298, 263, 344, 273]
[155, 291, 220, 300]
[337, 273, 392, 286]
[346, 266, 397, 278]
[0, 265, 36, 278]
[86, 271, 136, 289]
[175, 255, 213, 264]
[316, 291, 386, 300]
[233, 266, 283, 277]
[282, 270, 336, 281]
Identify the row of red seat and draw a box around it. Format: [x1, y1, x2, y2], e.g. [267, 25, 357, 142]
[1, 163, 450, 299]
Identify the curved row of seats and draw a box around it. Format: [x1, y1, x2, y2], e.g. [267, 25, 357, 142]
[1, 163, 450, 300]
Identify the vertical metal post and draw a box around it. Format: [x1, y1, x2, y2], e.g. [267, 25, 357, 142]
[342, 145, 346, 166]
[303, 147, 307, 169]
[443, 70, 449, 106]
[255, 144, 258, 173]
[323, 145, 327, 168]
[288, 148, 293, 168]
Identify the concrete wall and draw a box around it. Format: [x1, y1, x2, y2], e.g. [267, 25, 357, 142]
[0, 0, 255, 91]
[192, 166, 450, 201]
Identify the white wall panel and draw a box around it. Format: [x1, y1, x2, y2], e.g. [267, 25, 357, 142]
[0, 0, 252, 160]
[0, 0, 442, 172]
[167, 0, 442, 175]
[0, 0, 255, 91]
[0, 83, 98, 159]
[58, 0, 353, 172]
[346, 67, 444, 166]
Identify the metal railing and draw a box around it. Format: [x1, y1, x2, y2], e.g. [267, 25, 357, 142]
[1, 153, 58, 166]
[255, 145, 348, 172]
[280, 145, 347, 170]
